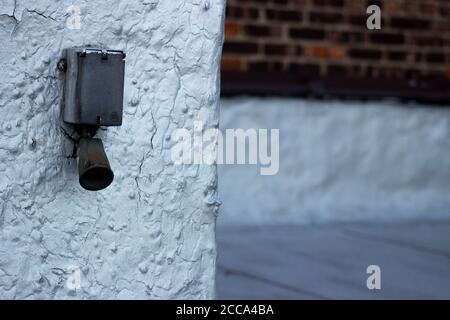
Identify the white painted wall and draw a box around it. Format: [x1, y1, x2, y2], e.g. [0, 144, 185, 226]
[0, 0, 224, 299]
[218, 98, 450, 226]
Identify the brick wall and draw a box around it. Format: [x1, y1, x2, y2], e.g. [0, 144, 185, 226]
[221, 0, 450, 102]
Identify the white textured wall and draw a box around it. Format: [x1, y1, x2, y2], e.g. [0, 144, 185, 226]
[219, 98, 450, 225]
[0, 0, 224, 299]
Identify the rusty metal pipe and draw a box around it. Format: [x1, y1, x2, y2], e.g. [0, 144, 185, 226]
[78, 138, 114, 191]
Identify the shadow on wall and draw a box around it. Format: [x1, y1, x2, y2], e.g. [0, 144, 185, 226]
[217, 97, 450, 226]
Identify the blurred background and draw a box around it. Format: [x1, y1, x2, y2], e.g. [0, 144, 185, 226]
[216, 0, 450, 299]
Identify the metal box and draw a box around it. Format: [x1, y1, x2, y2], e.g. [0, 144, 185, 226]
[61, 47, 125, 126]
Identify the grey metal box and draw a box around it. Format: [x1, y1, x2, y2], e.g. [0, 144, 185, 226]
[62, 47, 125, 126]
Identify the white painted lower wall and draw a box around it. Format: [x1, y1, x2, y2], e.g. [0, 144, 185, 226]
[218, 98, 450, 226]
[0, 0, 224, 299]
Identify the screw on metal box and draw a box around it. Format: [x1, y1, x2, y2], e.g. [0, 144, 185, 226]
[58, 47, 126, 191]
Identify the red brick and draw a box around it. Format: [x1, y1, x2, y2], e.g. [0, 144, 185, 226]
[221, 58, 242, 72]
[384, 0, 405, 14]
[288, 63, 321, 77]
[312, 0, 344, 7]
[309, 12, 343, 24]
[436, 20, 450, 32]
[248, 61, 284, 72]
[444, 68, 450, 79]
[223, 41, 258, 54]
[221, 0, 449, 94]
[387, 51, 406, 61]
[390, 17, 431, 30]
[420, 3, 437, 15]
[370, 32, 404, 45]
[225, 21, 240, 38]
[412, 36, 444, 47]
[264, 44, 289, 56]
[348, 48, 382, 60]
[304, 45, 345, 60]
[244, 25, 281, 37]
[266, 9, 302, 22]
[289, 27, 325, 40]
[328, 30, 365, 43]
[426, 53, 446, 64]
[226, 6, 259, 19]
[440, 4, 450, 16]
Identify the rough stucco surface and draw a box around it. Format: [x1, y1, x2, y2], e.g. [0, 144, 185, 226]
[0, 0, 224, 299]
[219, 98, 450, 226]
